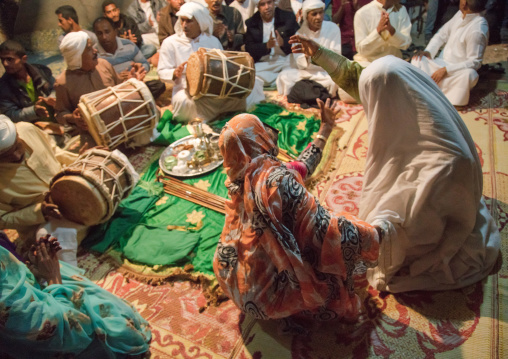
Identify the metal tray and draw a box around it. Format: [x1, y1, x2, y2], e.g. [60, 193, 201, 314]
[159, 134, 223, 177]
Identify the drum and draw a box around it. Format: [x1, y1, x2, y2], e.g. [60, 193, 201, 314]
[49, 149, 137, 226]
[78, 78, 158, 149]
[186, 48, 255, 100]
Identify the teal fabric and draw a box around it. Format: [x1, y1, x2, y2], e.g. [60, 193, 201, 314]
[0, 246, 151, 358]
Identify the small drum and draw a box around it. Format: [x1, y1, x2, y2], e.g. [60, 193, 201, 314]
[78, 78, 158, 149]
[49, 149, 137, 226]
[186, 48, 255, 100]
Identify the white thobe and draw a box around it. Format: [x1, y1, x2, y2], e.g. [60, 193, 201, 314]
[411, 11, 488, 106]
[276, 21, 342, 96]
[353, 0, 412, 66]
[358, 56, 500, 293]
[158, 32, 264, 122]
[230, 0, 257, 31]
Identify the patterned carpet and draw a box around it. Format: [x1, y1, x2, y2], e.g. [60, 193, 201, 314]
[71, 76, 508, 358]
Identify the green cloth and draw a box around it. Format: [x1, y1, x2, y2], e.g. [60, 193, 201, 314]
[18, 78, 36, 103]
[84, 104, 321, 275]
[152, 109, 191, 146]
[0, 246, 151, 358]
[312, 47, 365, 103]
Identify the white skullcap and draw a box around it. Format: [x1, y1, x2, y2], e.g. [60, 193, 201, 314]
[59, 31, 90, 70]
[0, 115, 17, 155]
[175, 2, 214, 36]
[302, 0, 325, 27]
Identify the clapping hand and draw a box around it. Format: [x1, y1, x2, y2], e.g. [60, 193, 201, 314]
[26, 234, 63, 285]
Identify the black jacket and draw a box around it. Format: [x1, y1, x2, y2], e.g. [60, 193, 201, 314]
[0, 63, 54, 123]
[244, 8, 299, 63]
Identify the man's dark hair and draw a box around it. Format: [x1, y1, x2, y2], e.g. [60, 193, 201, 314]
[55, 5, 79, 24]
[0, 40, 26, 58]
[466, 0, 487, 13]
[93, 16, 116, 32]
[102, 0, 118, 12]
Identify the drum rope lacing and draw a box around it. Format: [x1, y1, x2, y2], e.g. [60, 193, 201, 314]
[201, 49, 254, 98]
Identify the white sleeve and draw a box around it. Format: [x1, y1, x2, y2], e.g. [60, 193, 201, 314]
[157, 38, 177, 83]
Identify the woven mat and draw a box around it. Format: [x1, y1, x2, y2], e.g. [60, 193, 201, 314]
[74, 85, 508, 358]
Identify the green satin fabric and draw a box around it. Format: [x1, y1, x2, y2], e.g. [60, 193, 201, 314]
[83, 104, 320, 275]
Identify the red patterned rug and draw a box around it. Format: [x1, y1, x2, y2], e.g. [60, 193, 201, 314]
[72, 84, 508, 358]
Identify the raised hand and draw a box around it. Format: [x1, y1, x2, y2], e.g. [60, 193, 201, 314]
[267, 31, 276, 49]
[34, 98, 50, 118]
[317, 98, 340, 131]
[173, 61, 187, 80]
[275, 30, 283, 47]
[289, 34, 320, 57]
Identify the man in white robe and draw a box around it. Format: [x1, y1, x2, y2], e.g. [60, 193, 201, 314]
[276, 0, 341, 97]
[158, 2, 264, 122]
[411, 0, 488, 106]
[353, 0, 412, 66]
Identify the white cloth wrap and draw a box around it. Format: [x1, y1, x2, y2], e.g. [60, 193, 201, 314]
[0, 115, 16, 155]
[175, 2, 214, 36]
[59, 31, 90, 70]
[358, 55, 500, 292]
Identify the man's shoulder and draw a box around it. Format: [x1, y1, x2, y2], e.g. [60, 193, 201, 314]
[121, 13, 139, 27]
[355, 2, 375, 15]
[246, 11, 262, 27]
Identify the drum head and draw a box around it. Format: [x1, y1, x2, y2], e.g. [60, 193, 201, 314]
[50, 175, 109, 226]
[186, 49, 205, 97]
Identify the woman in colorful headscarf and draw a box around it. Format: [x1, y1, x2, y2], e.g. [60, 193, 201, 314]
[213, 100, 380, 322]
[0, 235, 151, 358]
[289, 34, 501, 292]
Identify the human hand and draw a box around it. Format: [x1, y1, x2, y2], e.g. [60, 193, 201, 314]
[71, 108, 88, 130]
[226, 29, 234, 43]
[127, 29, 137, 43]
[289, 34, 320, 57]
[173, 61, 187, 80]
[431, 67, 447, 84]
[119, 69, 131, 81]
[148, 15, 154, 27]
[26, 235, 62, 285]
[377, 12, 388, 34]
[412, 50, 431, 61]
[385, 15, 395, 36]
[267, 31, 276, 49]
[129, 63, 146, 81]
[41, 192, 62, 220]
[35, 98, 50, 118]
[213, 22, 227, 39]
[317, 98, 340, 134]
[275, 30, 283, 47]
[41, 96, 56, 108]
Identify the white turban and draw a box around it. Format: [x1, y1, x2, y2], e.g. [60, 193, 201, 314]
[59, 31, 90, 70]
[175, 2, 214, 36]
[302, 0, 325, 28]
[0, 115, 16, 155]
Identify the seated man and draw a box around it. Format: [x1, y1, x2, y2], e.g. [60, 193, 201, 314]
[55, 5, 98, 48]
[411, 0, 488, 106]
[205, 0, 245, 51]
[278, 0, 303, 23]
[102, 0, 157, 59]
[229, 0, 257, 31]
[0, 40, 55, 124]
[158, 2, 264, 122]
[353, 0, 412, 66]
[54, 31, 122, 146]
[0, 115, 87, 266]
[158, 0, 186, 44]
[93, 17, 150, 76]
[245, 0, 299, 87]
[126, 0, 166, 49]
[276, 0, 342, 97]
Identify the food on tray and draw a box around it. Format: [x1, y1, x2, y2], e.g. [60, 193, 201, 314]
[164, 156, 178, 170]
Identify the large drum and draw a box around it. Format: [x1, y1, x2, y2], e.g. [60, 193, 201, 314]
[186, 48, 255, 100]
[78, 78, 158, 149]
[49, 149, 137, 226]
